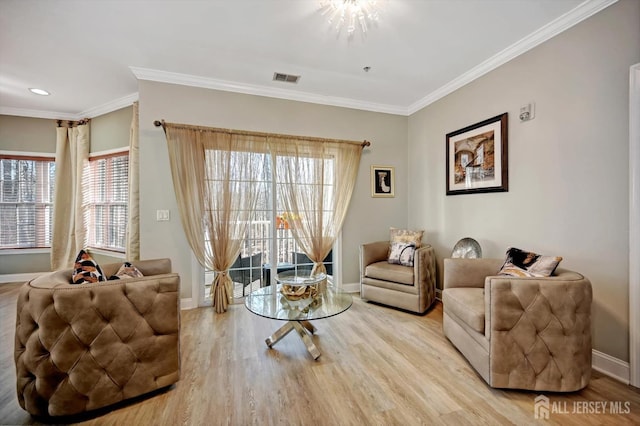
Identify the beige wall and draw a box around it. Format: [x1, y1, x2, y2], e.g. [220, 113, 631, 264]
[138, 81, 408, 299]
[91, 105, 132, 153]
[0, 115, 56, 275]
[0, 109, 131, 276]
[408, 0, 640, 362]
[0, 115, 57, 153]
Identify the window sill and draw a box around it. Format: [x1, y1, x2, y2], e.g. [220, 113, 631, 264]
[87, 248, 126, 259]
[0, 248, 50, 255]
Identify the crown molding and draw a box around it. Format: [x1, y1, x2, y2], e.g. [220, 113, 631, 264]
[0, 92, 138, 121]
[407, 0, 618, 115]
[0, 107, 79, 120]
[131, 0, 616, 118]
[1, 0, 618, 120]
[130, 66, 409, 116]
[78, 92, 138, 118]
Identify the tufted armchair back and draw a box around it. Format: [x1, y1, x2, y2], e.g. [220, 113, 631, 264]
[14, 258, 181, 417]
[486, 270, 592, 390]
[443, 258, 592, 392]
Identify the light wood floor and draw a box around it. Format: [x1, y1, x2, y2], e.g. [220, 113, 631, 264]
[2, 282, 640, 425]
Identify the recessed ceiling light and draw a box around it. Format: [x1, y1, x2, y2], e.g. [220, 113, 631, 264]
[29, 88, 50, 96]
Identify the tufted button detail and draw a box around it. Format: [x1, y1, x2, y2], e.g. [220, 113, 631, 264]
[487, 278, 592, 391]
[13, 264, 181, 416]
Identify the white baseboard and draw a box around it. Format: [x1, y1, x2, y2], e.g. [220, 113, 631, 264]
[0, 272, 44, 283]
[341, 282, 360, 293]
[181, 298, 196, 310]
[592, 349, 630, 384]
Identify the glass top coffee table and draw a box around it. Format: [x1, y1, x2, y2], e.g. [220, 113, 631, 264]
[245, 270, 352, 360]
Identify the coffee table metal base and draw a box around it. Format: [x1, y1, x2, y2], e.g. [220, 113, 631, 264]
[265, 320, 320, 360]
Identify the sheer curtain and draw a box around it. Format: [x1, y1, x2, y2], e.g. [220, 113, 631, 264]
[126, 102, 140, 260]
[268, 137, 364, 280]
[164, 123, 265, 313]
[162, 120, 366, 312]
[51, 120, 90, 270]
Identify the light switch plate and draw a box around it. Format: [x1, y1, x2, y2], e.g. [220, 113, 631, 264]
[156, 210, 170, 221]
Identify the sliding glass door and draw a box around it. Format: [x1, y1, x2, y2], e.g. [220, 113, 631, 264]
[203, 152, 334, 303]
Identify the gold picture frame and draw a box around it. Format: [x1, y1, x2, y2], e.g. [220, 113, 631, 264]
[371, 165, 395, 198]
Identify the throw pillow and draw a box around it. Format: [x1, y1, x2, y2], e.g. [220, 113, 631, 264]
[71, 249, 106, 284]
[388, 242, 416, 267]
[389, 227, 424, 249]
[498, 247, 562, 278]
[109, 262, 144, 280]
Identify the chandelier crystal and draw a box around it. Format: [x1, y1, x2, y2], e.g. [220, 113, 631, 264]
[319, 0, 382, 36]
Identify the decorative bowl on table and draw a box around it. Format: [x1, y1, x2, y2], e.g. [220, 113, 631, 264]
[280, 284, 319, 301]
[277, 271, 327, 302]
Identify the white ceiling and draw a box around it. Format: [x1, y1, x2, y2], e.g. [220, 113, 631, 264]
[0, 0, 615, 119]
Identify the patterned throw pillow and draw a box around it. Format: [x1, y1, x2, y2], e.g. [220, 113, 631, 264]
[388, 242, 417, 267]
[498, 247, 562, 278]
[109, 262, 145, 280]
[389, 227, 424, 248]
[71, 249, 105, 284]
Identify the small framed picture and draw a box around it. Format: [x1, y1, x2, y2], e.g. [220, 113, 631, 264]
[371, 165, 395, 198]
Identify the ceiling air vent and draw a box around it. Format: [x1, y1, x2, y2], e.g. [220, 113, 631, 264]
[273, 72, 300, 84]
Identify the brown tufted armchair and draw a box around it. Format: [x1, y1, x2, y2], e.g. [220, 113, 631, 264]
[360, 241, 436, 314]
[443, 258, 592, 392]
[14, 258, 181, 417]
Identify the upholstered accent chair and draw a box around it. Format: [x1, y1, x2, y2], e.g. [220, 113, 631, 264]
[443, 258, 592, 392]
[360, 241, 437, 313]
[14, 258, 181, 417]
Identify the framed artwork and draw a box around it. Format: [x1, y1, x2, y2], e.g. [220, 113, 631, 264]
[446, 112, 508, 196]
[371, 165, 395, 198]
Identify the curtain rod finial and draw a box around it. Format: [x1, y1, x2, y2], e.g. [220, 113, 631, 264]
[153, 120, 163, 127]
[362, 140, 371, 147]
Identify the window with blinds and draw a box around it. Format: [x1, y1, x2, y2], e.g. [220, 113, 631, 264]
[0, 155, 55, 249]
[84, 151, 129, 252]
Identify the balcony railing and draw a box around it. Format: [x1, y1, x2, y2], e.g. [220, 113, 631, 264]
[204, 219, 333, 300]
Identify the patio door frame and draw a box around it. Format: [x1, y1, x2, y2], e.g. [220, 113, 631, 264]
[194, 150, 342, 307]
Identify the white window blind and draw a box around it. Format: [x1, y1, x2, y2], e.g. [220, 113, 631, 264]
[0, 155, 55, 249]
[84, 151, 129, 252]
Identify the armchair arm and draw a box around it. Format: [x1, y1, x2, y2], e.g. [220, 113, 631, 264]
[415, 245, 436, 303]
[415, 245, 436, 285]
[101, 258, 173, 278]
[485, 273, 592, 391]
[443, 258, 503, 289]
[360, 241, 389, 269]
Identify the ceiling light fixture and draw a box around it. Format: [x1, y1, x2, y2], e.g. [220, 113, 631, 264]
[29, 88, 50, 96]
[319, 0, 382, 37]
